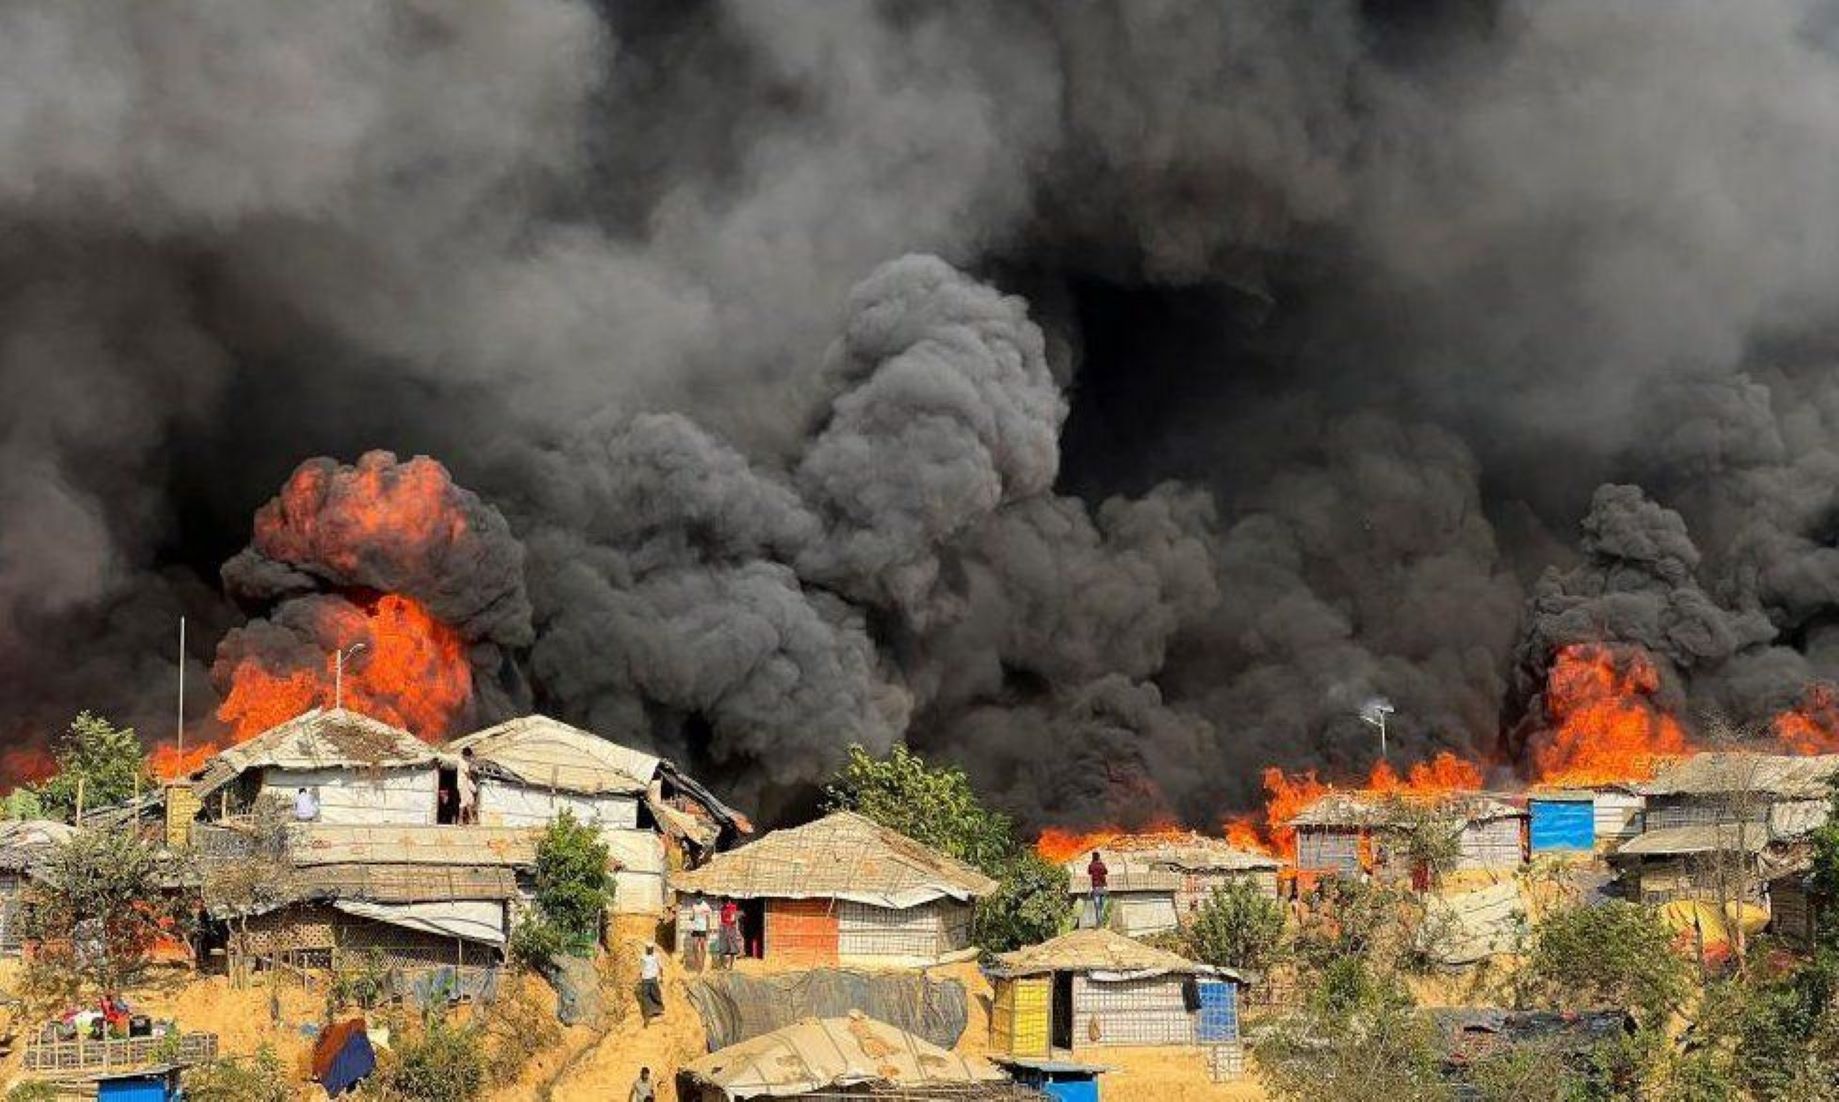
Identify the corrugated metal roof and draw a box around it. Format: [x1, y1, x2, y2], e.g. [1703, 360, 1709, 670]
[449, 714, 657, 796]
[1613, 824, 1770, 857]
[285, 823, 543, 868]
[681, 1013, 1007, 1097]
[992, 927, 1236, 980]
[670, 811, 997, 907]
[1636, 753, 1839, 799]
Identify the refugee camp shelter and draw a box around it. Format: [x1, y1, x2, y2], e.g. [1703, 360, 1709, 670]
[447, 714, 753, 913]
[678, 1012, 1025, 1102]
[670, 811, 997, 965]
[989, 928, 1241, 1052]
[1608, 823, 1771, 903]
[1289, 792, 1526, 880]
[993, 1060, 1106, 1102]
[218, 822, 537, 990]
[186, 708, 444, 827]
[1062, 833, 1279, 937]
[1526, 787, 1646, 853]
[0, 819, 74, 954]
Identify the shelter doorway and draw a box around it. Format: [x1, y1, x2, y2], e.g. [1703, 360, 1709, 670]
[436, 767, 459, 825]
[741, 898, 766, 958]
[1051, 971, 1074, 1050]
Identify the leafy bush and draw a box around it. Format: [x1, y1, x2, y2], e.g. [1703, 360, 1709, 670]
[32, 712, 152, 822]
[474, 977, 563, 1087]
[528, 811, 612, 957]
[20, 827, 192, 1006]
[6, 1082, 61, 1102]
[366, 1015, 486, 1102]
[508, 913, 568, 970]
[183, 1047, 294, 1102]
[328, 948, 393, 1017]
[1523, 901, 1689, 1027]
[1181, 879, 1287, 974]
[1257, 957, 1447, 1101]
[825, 744, 1069, 952]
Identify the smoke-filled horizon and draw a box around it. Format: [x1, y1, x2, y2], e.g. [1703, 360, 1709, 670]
[9, 0, 1839, 827]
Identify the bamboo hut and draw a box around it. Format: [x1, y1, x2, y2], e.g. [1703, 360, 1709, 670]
[670, 812, 996, 965]
[1062, 833, 1278, 937]
[1289, 792, 1525, 882]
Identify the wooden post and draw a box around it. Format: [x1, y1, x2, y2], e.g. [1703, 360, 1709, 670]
[74, 777, 85, 826]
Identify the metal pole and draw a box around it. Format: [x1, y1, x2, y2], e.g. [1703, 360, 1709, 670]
[1379, 714, 1387, 761]
[334, 649, 343, 711]
[177, 616, 186, 760]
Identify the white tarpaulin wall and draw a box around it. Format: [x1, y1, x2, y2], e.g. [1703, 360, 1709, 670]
[266, 766, 438, 826]
[475, 779, 639, 831]
[1422, 881, 1522, 965]
[333, 900, 507, 946]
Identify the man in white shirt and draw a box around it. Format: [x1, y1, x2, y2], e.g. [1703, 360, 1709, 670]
[639, 944, 664, 1025]
[293, 788, 319, 822]
[688, 898, 713, 972]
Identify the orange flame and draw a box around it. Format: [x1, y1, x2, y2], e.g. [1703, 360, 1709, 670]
[254, 453, 467, 577]
[1034, 820, 1188, 864]
[1773, 682, 1839, 754]
[0, 747, 56, 786]
[148, 741, 218, 782]
[1533, 643, 1690, 786]
[216, 594, 470, 743]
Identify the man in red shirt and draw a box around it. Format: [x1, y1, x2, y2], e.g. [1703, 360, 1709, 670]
[1087, 851, 1109, 927]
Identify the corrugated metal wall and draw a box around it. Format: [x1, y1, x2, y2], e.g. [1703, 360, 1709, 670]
[1296, 828, 1361, 873]
[263, 766, 437, 825]
[1593, 793, 1645, 841]
[1072, 975, 1196, 1046]
[764, 898, 839, 964]
[1529, 800, 1594, 852]
[991, 976, 1050, 1057]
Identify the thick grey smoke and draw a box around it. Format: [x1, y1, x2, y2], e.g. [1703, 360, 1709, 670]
[15, 1, 1839, 825]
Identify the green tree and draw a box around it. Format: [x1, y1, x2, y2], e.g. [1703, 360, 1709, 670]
[825, 744, 1068, 952]
[1808, 776, 1839, 952]
[1523, 901, 1690, 1028]
[512, 811, 613, 966]
[1257, 957, 1450, 1102]
[20, 828, 192, 1007]
[1182, 879, 1287, 974]
[33, 712, 151, 822]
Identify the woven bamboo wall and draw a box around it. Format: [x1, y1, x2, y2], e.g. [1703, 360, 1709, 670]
[1772, 880, 1812, 946]
[238, 903, 340, 955]
[233, 904, 490, 966]
[1646, 797, 1766, 831]
[990, 976, 1050, 1058]
[764, 898, 838, 964]
[1295, 829, 1361, 873]
[1071, 975, 1196, 1047]
[1454, 820, 1524, 870]
[836, 899, 971, 958]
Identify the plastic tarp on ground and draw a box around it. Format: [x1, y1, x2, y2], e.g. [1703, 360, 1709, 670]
[1422, 882, 1523, 965]
[314, 1017, 376, 1096]
[688, 967, 968, 1052]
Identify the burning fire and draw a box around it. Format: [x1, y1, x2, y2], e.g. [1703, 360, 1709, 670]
[254, 453, 468, 578]
[0, 747, 55, 785]
[1773, 682, 1839, 754]
[1533, 643, 1690, 786]
[1035, 820, 1185, 864]
[148, 741, 218, 782]
[216, 594, 470, 743]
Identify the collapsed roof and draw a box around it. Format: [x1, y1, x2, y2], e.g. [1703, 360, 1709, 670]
[671, 811, 997, 908]
[680, 1012, 1008, 1099]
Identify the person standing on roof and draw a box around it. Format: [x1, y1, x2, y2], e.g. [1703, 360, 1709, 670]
[458, 746, 478, 825]
[688, 896, 713, 972]
[294, 787, 319, 822]
[1087, 850, 1109, 927]
[639, 944, 665, 1025]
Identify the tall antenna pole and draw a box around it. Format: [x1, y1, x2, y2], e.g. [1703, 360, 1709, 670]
[176, 616, 186, 762]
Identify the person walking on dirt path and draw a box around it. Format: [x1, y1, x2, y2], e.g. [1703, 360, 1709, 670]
[1087, 851, 1109, 927]
[631, 1067, 654, 1102]
[688, 896, 713, 972]
[639, 944, 665, 1024]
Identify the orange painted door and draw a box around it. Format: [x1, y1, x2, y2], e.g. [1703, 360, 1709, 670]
[765, 898, 839, 964]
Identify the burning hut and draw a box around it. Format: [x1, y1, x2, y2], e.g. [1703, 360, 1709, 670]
[448, 715, 750, 914]
[1610, 753, 1839, 904]
[678, 1012, 1024, 1102]
[1289, 792, 1526, 882]
[988, 929, 1242, 1054]
[669, 811, 996, 965]
[1061, 833, 1278, 938]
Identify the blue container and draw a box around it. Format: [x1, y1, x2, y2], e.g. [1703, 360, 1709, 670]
[1529, 798, 1593, 852]
[97, 1076, 171, 1102]
[1196, 980, 1238, 1042]
[1011, 1066, 1101, 1102]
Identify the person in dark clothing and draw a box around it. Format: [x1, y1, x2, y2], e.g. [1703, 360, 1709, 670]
[1087, 851, 1109, 927]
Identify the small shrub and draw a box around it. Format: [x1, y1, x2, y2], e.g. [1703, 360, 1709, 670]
[508, 913, 567, 969]
[7, 1082, 61, 1102]
[475, 977, 562, 1087]
[183, 1047, 294, 1102]
[529, 811, 612, 955]
[1523, 901, 1689, 1027]
[1181, 879, 1287, 974]
[366, 1015, 486, 1102]
[328, 948, 393, 1017]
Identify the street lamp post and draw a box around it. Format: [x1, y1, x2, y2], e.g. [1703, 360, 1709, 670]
[334, 643, 368, 711]
[1359, 697, 1395, 762]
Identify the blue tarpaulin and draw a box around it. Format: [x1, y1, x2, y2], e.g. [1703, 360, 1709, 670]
[320, 1025, 377, 1096]
[1196, 980, 1238, 1043]
[1529, 799, 1594, 852]
[97, 1076, 171, 1102]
